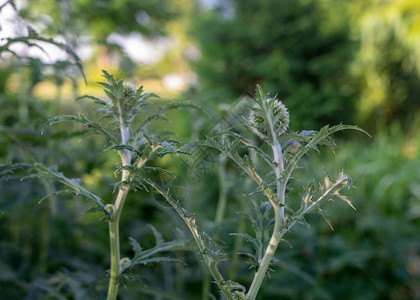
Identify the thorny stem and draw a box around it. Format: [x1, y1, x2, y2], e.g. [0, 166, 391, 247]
[246, 205, 285, 300]
[187, 217, 235, 300]
[246, 88, 286, 299]
[107, 104, 132, 300]
[146, 178, 235, 300]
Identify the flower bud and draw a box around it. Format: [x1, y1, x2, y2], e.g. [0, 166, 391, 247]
[105, 204, 115, 216]
[119, 257, 131, 274]
[250, 97, 289, 138]
[122, 82, 137, 102]
[272, 98, 289, 135]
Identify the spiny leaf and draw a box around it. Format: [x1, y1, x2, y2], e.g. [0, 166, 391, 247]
[284, 124, 369, 182]
[28, 164, 106, 211]
[130, 257, 183, 267]
[143, 166, 175, 178]
[129, 237, 143, 255]
[38, 189, 81, 204]
[109, 145, 142, 157]
[0, 31, 86, 83]
[138, 102, 204, 130]
[0, 163, 33, 177]
[230, 233, 259, 251]
[219, 131, 275, 168]
[101, 70, 117, 86]
[129, 232, 184, 268]
[148, 224, 164, 246]
[41, 115, 77, 134]
[42, 113, 117, 144]
[76, 95, 110, 106]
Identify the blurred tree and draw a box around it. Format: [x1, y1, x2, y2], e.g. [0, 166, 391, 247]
[189, 0, 357, 130]
[190, 0, 420, 132]
[19, 0, 181, 43]
[350, 0, 420, 130]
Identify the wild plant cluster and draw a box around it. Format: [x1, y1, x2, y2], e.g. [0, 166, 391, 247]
[1, 69, 367, 299]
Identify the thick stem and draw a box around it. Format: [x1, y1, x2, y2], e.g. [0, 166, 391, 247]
[246, 204, 284, 300]
[107, 174, 130, 300]
[107, 117, 131, 300]
[246, 113, 286, 299]
[107, 216, 121, 300]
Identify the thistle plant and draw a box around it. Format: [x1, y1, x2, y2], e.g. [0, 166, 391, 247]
[0, 70, 198, 299]
[158, 85, 368, 300]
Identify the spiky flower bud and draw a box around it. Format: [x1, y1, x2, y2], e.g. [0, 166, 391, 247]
[122, 82, 137, 100]
[272, 98, 289, 134]
[250, 97, 290, 139]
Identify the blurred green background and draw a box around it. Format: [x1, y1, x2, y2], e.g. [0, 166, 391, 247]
[0, 0, 419, 299]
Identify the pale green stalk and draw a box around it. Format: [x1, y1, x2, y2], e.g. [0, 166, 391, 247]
[107, 104, 132, 300]
[246, 89, 286, 299]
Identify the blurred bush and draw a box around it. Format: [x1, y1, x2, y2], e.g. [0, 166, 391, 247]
[189, 0, 420, 133]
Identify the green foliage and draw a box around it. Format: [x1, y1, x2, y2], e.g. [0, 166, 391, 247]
[1, 1, 419, 299]
[128, 225, 184, 269]
[190, 0, 357, 129]
[190, 0, 420, 132]
[0, 26, 86, 83]
[259, 126, 420, 300]
[351, 0, 420, 129]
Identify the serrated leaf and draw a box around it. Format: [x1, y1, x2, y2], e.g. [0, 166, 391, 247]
[42, 113, 117, 144]
[38, 189, 77, 204]
[138, 102, 203, 130]
[284, 124, 369, 183]
[30, 164, 106, 211]
[0, 163, 33, 177]
[143, 166, 175, 178]
[230, 233, 259, 250]
[109, 144, 142, 157]
[76, 95, 110, 106]
[130, 257, 183, 267]
[148, 224, 164, 246]
[129, 237, 143, 255]
[41, 115, 77, 134]
[103, 89, 116, 102]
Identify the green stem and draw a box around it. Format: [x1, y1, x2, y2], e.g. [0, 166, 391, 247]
[107, 175, 130, 300]
[107, 216, 121, 300]
[107, 113, 132, 300]
[186, 218, 235, 300]
[246, 204, 285, 300]
[246, 98, 286, 299]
